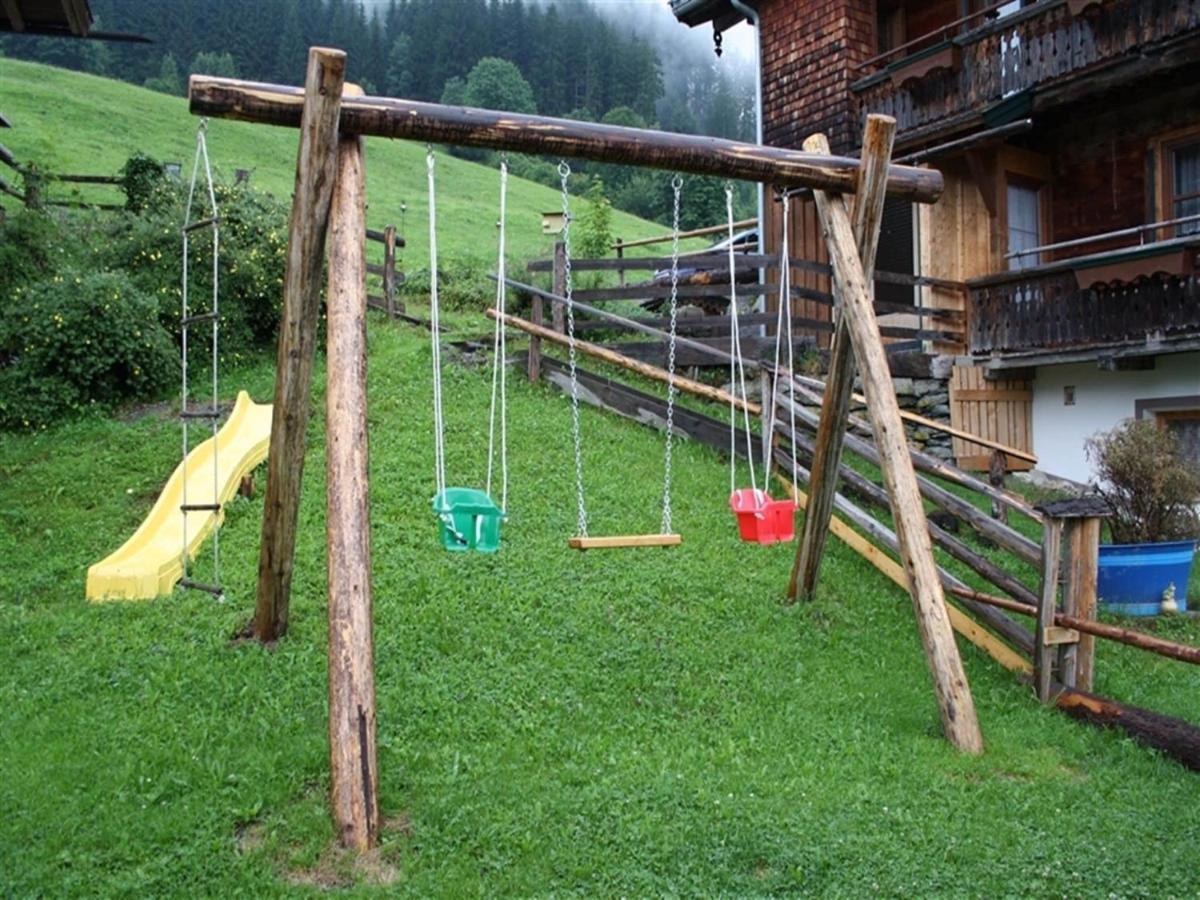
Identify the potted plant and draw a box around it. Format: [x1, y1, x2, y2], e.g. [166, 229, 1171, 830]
[1086, 419, 1200, 616]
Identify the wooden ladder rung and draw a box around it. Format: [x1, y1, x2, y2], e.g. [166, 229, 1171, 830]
[568, 533, 682, 550]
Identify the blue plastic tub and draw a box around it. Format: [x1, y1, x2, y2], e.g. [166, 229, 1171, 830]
[1096, 540, 1196, 616]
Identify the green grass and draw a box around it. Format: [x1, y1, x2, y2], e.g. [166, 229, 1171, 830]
[2, 313, 1200, 896]
[0, 59, 689, 265]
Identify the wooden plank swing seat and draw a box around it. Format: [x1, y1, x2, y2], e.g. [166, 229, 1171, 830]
[568, 533, 682, 550]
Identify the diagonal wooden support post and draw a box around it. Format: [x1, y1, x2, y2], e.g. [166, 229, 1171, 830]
[800, 131, 983, 754]
[251, 48, 346, 642]
[789, 114, 895, 602]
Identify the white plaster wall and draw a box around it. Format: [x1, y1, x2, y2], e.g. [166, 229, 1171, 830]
[1031, 352, 1200, 483]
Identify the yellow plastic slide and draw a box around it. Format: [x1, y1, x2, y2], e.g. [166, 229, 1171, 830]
[86, 391, 273, 601]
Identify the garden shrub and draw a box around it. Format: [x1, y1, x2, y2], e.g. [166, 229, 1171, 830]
[0, 209, 61, 299]
[0, 270, 177, 430]
[402, 254, 493, 313]
[96, 170, 290, 362]
[1086, 419, 1200, 544]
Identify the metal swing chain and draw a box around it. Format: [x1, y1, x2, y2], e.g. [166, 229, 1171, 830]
[660, 174, 683, 536]
[559, 162, 588, 538]
[486, 159, 509, 513]
[180, 119, 222, 596]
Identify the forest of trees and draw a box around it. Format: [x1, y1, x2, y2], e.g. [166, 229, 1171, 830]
[1, 0, 757, 224]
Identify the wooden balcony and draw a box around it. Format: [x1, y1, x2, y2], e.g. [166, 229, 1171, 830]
[852, 0, 1200, 140]
[967, 239, 1200, 365]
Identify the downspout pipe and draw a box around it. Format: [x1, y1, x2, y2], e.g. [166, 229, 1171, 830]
[728, 0, 765, 309]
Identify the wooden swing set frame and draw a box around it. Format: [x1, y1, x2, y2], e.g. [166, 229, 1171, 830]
[189, 46, 976, 853]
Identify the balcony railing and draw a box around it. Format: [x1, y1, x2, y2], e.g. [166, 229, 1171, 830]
[852, 0, 1200, 137]
[967, 238, 1200, 359]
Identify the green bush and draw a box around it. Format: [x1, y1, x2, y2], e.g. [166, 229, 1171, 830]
[0, 210, 62, 299]
[402, 254, 493, 313]
[0, 271, 177, 430]
[97, 174, 290, 363]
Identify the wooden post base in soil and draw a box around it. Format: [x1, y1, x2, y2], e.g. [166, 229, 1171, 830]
[804, 132, 983, 755]
[326, 118, 379, 851]
[789, 114, 896, 602]
[251, 48, 346, 642]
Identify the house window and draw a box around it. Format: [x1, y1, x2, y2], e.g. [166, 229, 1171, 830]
[1167, 139, 1200, 236]
[1006, 181, 1042, 270]
[1156, 409, 1200, 465]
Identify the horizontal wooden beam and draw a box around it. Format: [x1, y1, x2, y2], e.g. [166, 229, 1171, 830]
[189, 75, 943, 202]
[568, 534, 682, 550]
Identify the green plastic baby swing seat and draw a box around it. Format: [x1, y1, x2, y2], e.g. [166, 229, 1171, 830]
[432, 488, 505, 553]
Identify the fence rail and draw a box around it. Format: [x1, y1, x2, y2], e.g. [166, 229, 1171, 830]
[524, 243, 966, 367]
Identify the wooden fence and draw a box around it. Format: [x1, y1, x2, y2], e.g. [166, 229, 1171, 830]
[0, 141, 125, 211]
[362, 225, 406, 318]
[523, 242, 967, 378]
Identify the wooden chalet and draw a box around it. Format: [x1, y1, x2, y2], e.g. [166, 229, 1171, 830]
[672, 0, 1200, 482]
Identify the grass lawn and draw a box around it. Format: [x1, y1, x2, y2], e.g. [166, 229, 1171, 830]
[2, 309, 1199, 896]
[0, 59, 699, 265]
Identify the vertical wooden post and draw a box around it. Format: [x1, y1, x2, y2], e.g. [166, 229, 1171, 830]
[802, 130, 983, 754]
[789, 115, 896, 602]
[551, 240, 567, 334]
[1064, 516, 1102, 692]
[616, 239, 626, 288]
[383, 224, 398, 318]
[1035, 517, 1064, 704]
[988, 450, 1008, 525]
[1036, 497, 1109, 695]
[528, 291, 543, 383]
[252, 48, 346, 642]
[325, 116, 379, 852]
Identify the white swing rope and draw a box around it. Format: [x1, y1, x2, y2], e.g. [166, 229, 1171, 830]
[559, 161, 588, 538]
[427, 150, 447, 501]
[725, 183, 759, 498]
[180, 119, 221, 589]
[660, 174, 683, 536]
[485, 160, 509, 513]
[765, 189, 799, 491]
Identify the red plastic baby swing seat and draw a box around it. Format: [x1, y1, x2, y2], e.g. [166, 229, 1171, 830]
[729, 488, 797, 545]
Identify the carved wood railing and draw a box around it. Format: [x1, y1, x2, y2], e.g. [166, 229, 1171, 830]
[852, 0, 1200, 136]
[968, 266, 1200, 356]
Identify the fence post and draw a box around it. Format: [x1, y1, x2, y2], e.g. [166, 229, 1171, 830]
[616, 239, 625, 288]
[383, 224, 398, 318]
[528, 293, 543, 383]
[1032, 497, 1108, 700]
[551, 240, 566, 334]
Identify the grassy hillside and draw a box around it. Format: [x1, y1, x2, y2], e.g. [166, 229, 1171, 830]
[2, 315, 1200, 894]
[0, 58, 688, 264]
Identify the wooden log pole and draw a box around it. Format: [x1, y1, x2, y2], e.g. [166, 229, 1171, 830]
[946, 585, 1200, 667]
[188, 74, 945, 202]
[325, 120, 379, 851]
[252, 48, 346, 642]
[790, 115, 895, 602]
[804, 133, 983, 754]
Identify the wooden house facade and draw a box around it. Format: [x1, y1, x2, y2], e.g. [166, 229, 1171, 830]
[673, 0, 1200, 481]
